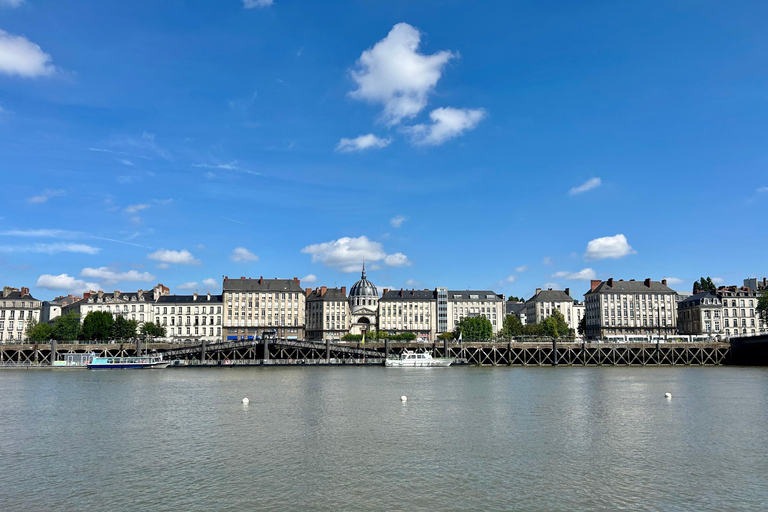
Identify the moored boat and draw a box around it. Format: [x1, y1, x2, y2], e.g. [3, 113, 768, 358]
[87, 355, 169, 369]
[385, 349, 453, 367]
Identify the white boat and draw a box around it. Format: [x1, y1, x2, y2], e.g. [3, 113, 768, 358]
[87, 354, 169, 369]
[385, 350, 453, 367]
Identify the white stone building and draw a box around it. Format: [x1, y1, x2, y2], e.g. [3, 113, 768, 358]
[348, 266, 379, 336]
[222, 276, 306, 340]
[379, 289, 437, 341]
[446, 290, 505, 335]
[155, 293, 223, 343]
[305, 286, 350, 341]
[0, 286, 42, 343]
[524, 288, 582, 331]
[677, 291, 723, 338]
[63, 284, 169, 327]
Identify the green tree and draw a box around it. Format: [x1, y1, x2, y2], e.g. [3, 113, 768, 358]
[694, 277, 717, 293]
[502, 315, 524, 337]
[140, 322, 166, 341]
[81, 311, 114, 341]
[27, 320, 54, 342]
[758, 288, 768, 324]
[342, 333, 363, 342]
[578, 315, 586, 337]
[523, 323, 544, 336]
[52, 312, 81, 341]
[507, 296, 524, 303]
[112, 316, 138, 340]
[438, 332, 455, 341]
[454, 316, 493, 341]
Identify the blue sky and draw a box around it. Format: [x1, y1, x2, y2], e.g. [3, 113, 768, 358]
[1, 0, 767, 301]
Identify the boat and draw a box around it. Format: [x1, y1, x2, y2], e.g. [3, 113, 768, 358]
[384, 350, 453, 367]
[87, 354, 169, 369]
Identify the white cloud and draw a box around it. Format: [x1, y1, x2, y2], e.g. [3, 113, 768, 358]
[662, 277, 684, 285]
[124, 203, 150, 213]
[569, 177, 602, 195]
[37, 274, 99, 294]
[390, 215, 406, 228]
[27, 189, 65, 204]
[177, 282, 198, 290]
[551, 268, 597, 280]
[155, 263, 169, 269]
[542, 257, 552, 266]
[712, 277, 724, 284]
[230, 247, 258, 262]
[301, 235, 410, 272]
[119, 159, 135, 166]
[301, 274, 318, 284]
[757, 186, 768, 193]
[147, 249, 200, 265]
[336, 134, 391, 153]
[0, 229, 78, 238]
[0, 29, 56, 77]
[544, 282, 559, 290]
[349, 23, 455, 125]
[0, 243, 99, 254]
[80, 267, 156, 284]
[0, 0, 25, 7]
[406, 107, 486, 146]
[404, 279, 422, 287]
[243, 0, 273, 8]
[584, 234, 636, 261]
[202, 278, 218, 288]
[515, 265, 528, 272]
[193, 161, 239, 170]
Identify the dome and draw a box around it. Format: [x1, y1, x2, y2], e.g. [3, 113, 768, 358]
[349, 265, 378, 298]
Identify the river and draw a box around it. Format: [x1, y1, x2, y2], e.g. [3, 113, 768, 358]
[1, 366, 767, 511]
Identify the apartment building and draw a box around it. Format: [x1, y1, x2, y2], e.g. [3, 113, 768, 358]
[0, 286, 42, 343]
[305, 286, 350, 341]
[446, 290, 505, 334]
[677, 291, 723, 337]
[718, 286, 766, 337]
[524, 288, 582, 330]
[155, 293, 223, 343]
[222, 276, 305, 340]
[63, 284, 169, 327]
[379, 289, 438, 341]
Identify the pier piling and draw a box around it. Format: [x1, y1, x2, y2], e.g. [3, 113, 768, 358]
[49, 340, 57, 366]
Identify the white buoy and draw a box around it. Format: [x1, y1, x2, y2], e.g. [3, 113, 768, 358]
[400, 395, 408, 402]
[664, 393, 672, 399]
[242, 397, 250, 404]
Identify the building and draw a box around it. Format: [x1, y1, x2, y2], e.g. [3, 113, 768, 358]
[41, 294, 81, 324]
[505, 301, 527, 325]
[379, 288, 437, 341]
[154, 293, 223, 343]
[446, 290, 505, 335]
[524, 288, 582, 330]
[584, 278, 678, 340]
[63, 284, 169, 327]
[222, 276, 305, 340]
[348, 265, 379, 336]
[677, 291, 723, 338]
[305, 286, 350, 341]
[0, 286, 42, 343]
[743, 277, 768, 292]
[718, 286, 767, 337]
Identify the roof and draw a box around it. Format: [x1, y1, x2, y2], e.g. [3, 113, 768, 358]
[527, 290, 572, 303]
[678, 291, 718, 307]
[349, 266, 378, 297]
[307, 288, 348, 301]
[381, 289, 436, 301]
[0, 291, 39, 301]
[506, 302, 526, 315]
[223, 277, 304, 293]
[447, 290, 503, 301]
[156, 294, 223, 304]
[587, 280, 675, 295]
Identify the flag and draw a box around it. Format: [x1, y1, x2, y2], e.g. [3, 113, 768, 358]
[458, 331, 463, 342]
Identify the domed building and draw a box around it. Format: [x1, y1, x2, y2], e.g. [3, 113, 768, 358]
[348, 263, 379, 335]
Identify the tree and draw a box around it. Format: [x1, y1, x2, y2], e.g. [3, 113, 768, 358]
[758, 288, 768, 324]
[140, 322, 166, 341]
[693, 277, 717, 293]
[507, 296, 524, 303]
[52, 312, 81, 341]
[112, 316, 138, 340]
[81, 311, 114, 341]
[438, 332, 455, 341]
[502, 315, 524, 337]
[454, 316, 493, 341]
[523, 323, 544, 336]
[578, 315, 586, 337]
[27, 320, 54, 342]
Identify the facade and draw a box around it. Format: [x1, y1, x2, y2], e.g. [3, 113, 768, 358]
[379, 289, 437, 341]
[718, 286, 766, 337]
[505, 301, 527, 325]
[0, 286, 42, 343]
[446, 290, 505, 335]
[524, 288, 582, 330]
[64, 284, 169, 327]
[677, 291, 723, 338]
[155, 293, 223, 343]
[348, 265, 379, 336]
[584, 278, 678, 340]
[743, 277, 768, 292]
[305, 286, 350, 341]
[41, 294, 81, 324]
[222, 276, 306, 340]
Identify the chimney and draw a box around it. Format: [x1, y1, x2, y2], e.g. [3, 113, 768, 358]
[535, 288, 541, 296]
[400, 289, 404, 297]
[224, 276, 228, 282]
[590, 280, 601, 292]
[193, 292, 198, 301]
[644, 278, 651, 288]
[98, 290, 104, 298]
[21, 287, 30, 296]
[305, 288, 313, 297]
[341, 286, 347, 296]
[241, 276, 245, 280]
[294, 277, 300, 286]
[2, 287, 11, 298]
[662, 279, 667, 287]
[259, 276, 263, 285]
[607, 278, 613, 288]
[320, 286, 327, 297]
[114, 290, 121, 298]
[207, 292, 211, 301]
[565, 288, 570, 297]
[382, 288, 388, 296]
[83, 292, 92, 299]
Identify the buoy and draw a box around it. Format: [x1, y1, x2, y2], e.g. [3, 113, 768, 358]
[664, 393, 672, 399]
[400, 395, 408, 402]
[242, 397, 250, 404]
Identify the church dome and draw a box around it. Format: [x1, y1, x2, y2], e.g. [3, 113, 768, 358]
[349, 265, 378, 298]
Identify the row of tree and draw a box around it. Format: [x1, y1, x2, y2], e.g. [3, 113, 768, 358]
[692, 277, 718, 294]
[25, 311, 166, 342]
[500, 310, 576, 339]
[341, 331, 417, 342]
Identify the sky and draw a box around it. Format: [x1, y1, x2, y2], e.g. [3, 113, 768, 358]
[1, 0, 767, 302]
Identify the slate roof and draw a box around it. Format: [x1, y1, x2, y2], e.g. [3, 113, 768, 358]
[156, 294, 223, 304]
[306, 288, 348, 301]
[0, 290, 38, 301]
[527, 290, 572, 303]
[447, 290, 503, 301]
[381, 289, 437, 301]
[587, 280, 675, 295]
[678, 291, 718, 308]
[506, 302, 526, 315]
[223, 277, 304, 293]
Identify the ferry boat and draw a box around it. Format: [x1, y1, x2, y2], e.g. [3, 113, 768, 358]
[87, 354, 169, 369]
[385, 350, 453, 367]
